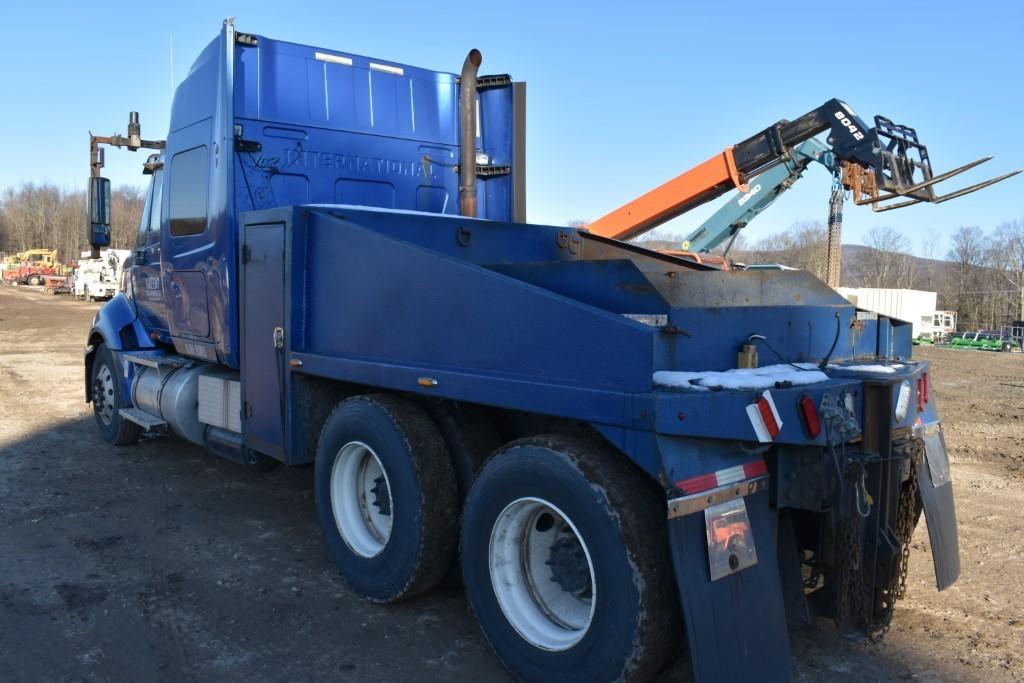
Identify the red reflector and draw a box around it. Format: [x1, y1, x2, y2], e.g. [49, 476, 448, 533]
[798, 395, 821, 438]
[922, 372, 929, 403]
[756, 397, 780, 439]
[675, 472, 719, 495]
[742, 459, 767, 478]
[917, 373, 930, 412]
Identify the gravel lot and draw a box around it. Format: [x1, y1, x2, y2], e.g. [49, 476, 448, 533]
[1, 285, 1021, 681]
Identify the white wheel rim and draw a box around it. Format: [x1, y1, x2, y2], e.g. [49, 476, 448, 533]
[330, 441, 393, 558]
[93, 364, 116, 426]
[488, 497, 596, 651]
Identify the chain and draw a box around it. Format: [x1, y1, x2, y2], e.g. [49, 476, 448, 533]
[874, 440, 924, 640]
[831, 462, 864, 634]
[834, 442, 923, 642]
[895, 440, 923, 600]
[825, 170, 845, 288]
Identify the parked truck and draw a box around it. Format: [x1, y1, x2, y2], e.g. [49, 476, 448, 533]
[73, 249, 129, 301]
[1, 248, 63, 286]
[86, 20, 988, 681]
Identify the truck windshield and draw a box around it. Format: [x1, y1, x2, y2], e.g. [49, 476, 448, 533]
[137, 170, 164, 245]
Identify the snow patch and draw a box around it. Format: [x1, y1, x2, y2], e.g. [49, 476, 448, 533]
[826, 363, 903, 374]
[654, 363, 829, 392]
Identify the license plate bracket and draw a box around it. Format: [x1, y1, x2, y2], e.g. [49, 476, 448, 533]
[704, 497, 758, 581]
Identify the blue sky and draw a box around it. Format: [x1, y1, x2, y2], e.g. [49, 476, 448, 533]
[0, 0, 1020, 255]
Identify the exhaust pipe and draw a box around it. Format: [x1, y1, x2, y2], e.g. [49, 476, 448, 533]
[459, 49, 482, 217]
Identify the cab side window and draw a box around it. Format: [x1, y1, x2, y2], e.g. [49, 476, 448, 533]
[169, 146, 209, 237]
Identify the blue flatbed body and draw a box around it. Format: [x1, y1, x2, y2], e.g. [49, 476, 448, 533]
[231, 202, 924, 471]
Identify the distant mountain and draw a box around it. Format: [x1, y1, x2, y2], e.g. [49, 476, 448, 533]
[838, 244, 950, 288]
[634, 239, 955, 296]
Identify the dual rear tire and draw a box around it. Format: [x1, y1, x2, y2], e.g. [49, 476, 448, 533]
[315, 400, 680, 681]
[461, 436, 681, 682]
[314, 394, 458, 602]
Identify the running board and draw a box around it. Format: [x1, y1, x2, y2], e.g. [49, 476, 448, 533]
[119, 407, 166, 431]
[120, 349, 193, 380]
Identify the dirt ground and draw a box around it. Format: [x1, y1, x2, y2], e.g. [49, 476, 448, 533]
[0, 284, 1021, 682]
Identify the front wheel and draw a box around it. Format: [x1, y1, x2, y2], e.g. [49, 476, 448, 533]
[91, 344, 141, 446]
[461, 435, 681, 682]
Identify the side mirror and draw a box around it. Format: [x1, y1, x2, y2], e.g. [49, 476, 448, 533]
[88, 176, 112, 248]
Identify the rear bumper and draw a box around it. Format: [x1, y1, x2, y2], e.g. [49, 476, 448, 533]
[653, 372, 957, 680]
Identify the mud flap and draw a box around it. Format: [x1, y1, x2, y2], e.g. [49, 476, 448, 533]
[668, 490, 792, 682]
[916, 423, 960, 590]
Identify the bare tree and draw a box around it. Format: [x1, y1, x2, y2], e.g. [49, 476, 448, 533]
[993, 220, 1024, 320]
[729, 220, 828, 278]
[856, 226, 912, 288]
[0, 182, 144, 263]
[946, 226, 986, 328]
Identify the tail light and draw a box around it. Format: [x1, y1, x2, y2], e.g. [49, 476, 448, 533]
[917, 372, 930, 412]
[798, 395, 821, 438]
[756, 395, 781, 439]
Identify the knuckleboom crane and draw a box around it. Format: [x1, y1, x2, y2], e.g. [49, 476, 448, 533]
[87, 112, 166, 258]
[667, 137, 847, 283]
[672, 138, 834, 256]
[586, 99, 1019, 286]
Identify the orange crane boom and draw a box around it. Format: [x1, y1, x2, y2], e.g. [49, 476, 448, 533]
[587, 149, 747, 242]
[586, 99, 1018, 243]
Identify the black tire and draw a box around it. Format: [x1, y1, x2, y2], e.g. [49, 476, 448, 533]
[424, 400, 502, 503]
[28, 275, 40, 286]
[424, 400, 503, 585]
[461, 435, 681, 682]
[315, 394, 458, 603]
[90, 344, 142, 446]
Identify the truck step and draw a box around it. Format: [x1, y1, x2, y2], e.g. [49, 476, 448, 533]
[119, 408, 167, 431]
[121, 350, 191, 370]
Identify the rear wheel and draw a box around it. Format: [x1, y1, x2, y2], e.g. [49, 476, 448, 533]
[314, 394, 458, 603]
[461, 435, 680, 682]
[28, 275, 41, 286]
[91, 344, 141, 446]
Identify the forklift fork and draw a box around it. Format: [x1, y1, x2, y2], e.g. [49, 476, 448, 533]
[843, 116, 1021, 212]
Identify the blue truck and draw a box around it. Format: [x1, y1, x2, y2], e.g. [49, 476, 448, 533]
[85, 20, 963, 681]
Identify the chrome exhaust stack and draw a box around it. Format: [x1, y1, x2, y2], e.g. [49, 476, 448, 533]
[459, 49, 482, 217]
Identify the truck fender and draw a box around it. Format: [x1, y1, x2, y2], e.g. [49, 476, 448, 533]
[84, 293, 154, 402]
